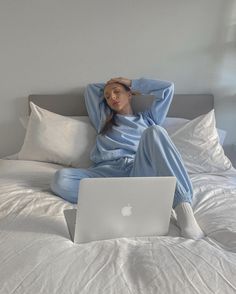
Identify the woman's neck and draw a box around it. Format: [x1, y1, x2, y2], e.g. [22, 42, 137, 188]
[117, 104, 134, 116]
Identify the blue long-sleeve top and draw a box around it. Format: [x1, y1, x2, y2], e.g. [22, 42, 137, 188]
[84, 78, 174, 164]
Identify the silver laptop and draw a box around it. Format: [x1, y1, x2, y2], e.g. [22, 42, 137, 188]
[64, 176, 176, 244]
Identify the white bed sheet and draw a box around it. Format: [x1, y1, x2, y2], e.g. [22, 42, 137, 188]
[1, 159, 236, 294]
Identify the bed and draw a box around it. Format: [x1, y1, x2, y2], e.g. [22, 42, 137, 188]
[1, 92, 236, 293]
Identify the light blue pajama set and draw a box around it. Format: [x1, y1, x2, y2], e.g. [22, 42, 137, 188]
[50, 78, 193, 208]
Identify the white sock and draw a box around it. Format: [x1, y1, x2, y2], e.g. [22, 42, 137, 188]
[174, 202, 205, 240]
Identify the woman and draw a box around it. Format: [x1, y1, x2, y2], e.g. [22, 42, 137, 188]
[51, 77, 204, 240]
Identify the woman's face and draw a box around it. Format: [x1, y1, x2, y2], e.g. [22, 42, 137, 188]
[104, 83, 132, 114]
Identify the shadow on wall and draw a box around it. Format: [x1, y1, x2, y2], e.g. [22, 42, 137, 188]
[0, 96, 28, 158]
[0, 121, 25, 157]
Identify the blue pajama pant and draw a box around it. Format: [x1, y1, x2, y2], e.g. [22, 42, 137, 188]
[50, 125, 193, 208]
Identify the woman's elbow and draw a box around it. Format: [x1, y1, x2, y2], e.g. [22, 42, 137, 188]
[169, 82, 174, 91]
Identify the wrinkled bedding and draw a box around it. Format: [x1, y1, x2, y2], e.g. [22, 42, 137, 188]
[1, 159, 236, 294]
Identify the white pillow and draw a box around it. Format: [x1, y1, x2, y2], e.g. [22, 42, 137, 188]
[163, 117, 227, 146]
[162, 117, 189, 135]
[170, 110, 232, 174]
[20, 115, 228, 146]
[19, 115, 90, 128]
[18, 102, 97, 167]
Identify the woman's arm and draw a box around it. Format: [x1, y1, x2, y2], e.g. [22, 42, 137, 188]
[84, 83, 112, 133]
[131, 78, 174, 125]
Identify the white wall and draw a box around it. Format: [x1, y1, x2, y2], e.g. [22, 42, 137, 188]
[211, 0, 236, 163]
[0, 0, 235, 159]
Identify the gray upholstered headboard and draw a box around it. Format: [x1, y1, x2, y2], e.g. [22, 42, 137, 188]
[28, 93, 214, 119]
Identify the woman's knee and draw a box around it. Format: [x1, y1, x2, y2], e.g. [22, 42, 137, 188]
[141, 125, 168, 142]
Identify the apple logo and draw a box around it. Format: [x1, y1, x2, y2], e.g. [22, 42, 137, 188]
[121, 204, 132, 217]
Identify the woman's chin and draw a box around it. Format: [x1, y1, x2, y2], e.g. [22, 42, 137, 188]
[113, 106, 122, 112]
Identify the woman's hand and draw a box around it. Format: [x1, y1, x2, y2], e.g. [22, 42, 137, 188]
[106, 77, 132, 88]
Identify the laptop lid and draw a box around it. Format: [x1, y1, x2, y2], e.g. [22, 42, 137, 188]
[69, 176, 176, 244]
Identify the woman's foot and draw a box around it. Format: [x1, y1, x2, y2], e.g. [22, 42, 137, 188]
[174, 202, 205, 240]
